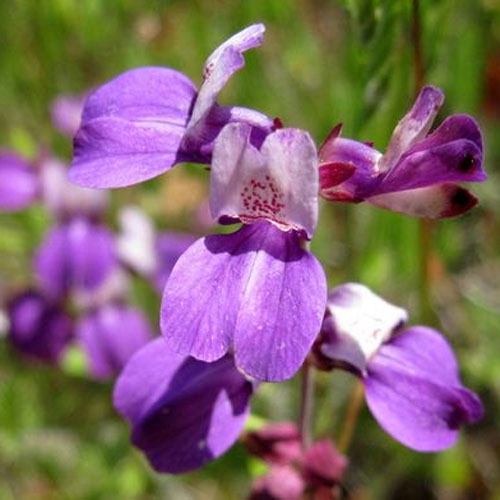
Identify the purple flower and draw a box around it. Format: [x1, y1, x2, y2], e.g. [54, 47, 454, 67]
[116, 206, 196, 292]
[319, 86, 486, 218]
[113, 338, 253, 474]
[35, 217, 117, 301]
[314, 283, 483, 451]
[7, 290, 73, 364]
[76, 304, 152, 380]
[40, 157, 108, 220]
[161, 124, 327, 382]
[69, 24, 274, 188]
[50, 94, 85, 137]
[0, 150, 39, 211]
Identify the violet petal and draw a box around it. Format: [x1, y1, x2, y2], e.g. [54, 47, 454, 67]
[364, 326, 484, 451]
[113, 338, 252, 473]
[35, 218, 117, 299]
[161, 222, 327, 381]
[8, 290, 73, 364]
[379, 86, 444, 172]
[77, 304, 152, 380]
[0, 150, 38, 211]
[70, 67, 196, 188]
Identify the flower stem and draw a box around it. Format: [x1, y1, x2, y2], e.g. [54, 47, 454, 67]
[298, 360, 314, 449]
[338, 381, 364, 453]
[412, 0, 436, 324]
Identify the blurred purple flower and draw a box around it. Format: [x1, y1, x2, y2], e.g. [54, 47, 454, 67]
[35, 217, 117, 301]
[319, 86, 486, 218]
[117, 206, 196, 292]
[161, 124, 327, 382]
[76, 303, 152, 380]
[7, 290, 73, 364]
[51, 94, 85, 137]
[113, 338, 253, 473]
[314, 283, 484, 451]
[70, 24, 274, 188]
[0, 150, 39, 211]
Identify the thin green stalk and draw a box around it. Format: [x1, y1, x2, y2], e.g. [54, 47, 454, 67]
[412, 0, 436, 324]
[298, 360, 314, 449]
[338, 381, 364, 453]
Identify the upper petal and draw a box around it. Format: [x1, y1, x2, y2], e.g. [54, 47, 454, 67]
[210, 124, 319, 238]
[187, 24, 265, 130]
[0, 150, 39, 211]
[113, 338, 253, 473]
[70, 67, 196, 188]
[379, 86, 444, 172]
[364, 326, 484, 451]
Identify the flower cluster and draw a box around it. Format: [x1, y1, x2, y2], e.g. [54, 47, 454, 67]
[67, 23, 486, 491]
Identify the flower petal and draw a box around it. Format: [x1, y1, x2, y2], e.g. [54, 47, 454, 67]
[379, 86, 444, 172]
[113, 338, 253, 473]
[35, 218, 117, 299]
[70, 67, 196, 188]
[374, 139, 484, 195]
[161, 222, 327, 381]
[51, 94, 84, 137]
[7, 290, 73, 364]
[210, 124, 319, 238]
[319, 283, 408, 374]
[364, 326, 484, 451]
[187, 24, 265, 131]
[0, 150, 38, 211]
[318, 138, 382, 202]
[77, 304, 152, 380]
[368, 183, 478, 218]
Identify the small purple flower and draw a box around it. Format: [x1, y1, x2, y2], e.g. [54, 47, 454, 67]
[7, 290, 73, 364]
[35, 217, 117, 301]
[113, 338, 253, 474]
[69, 24, 273, 188]
[50, 94, 85, 137]
[161, 124, 327, 382]
[314, 283, 483, 451]
[319, 86, 486, 218]
[0, 150, 39, 211]
[76, 304, 152, 380]
[116, 206, 196, 292]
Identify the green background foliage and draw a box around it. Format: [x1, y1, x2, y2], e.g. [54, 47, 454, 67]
[1, 1, 499, 498]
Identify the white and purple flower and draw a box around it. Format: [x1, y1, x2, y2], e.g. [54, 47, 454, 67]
[313, 283, 483, 451]
[319, 86, 486, 218]
[69, 24, 274, 188]
[161, 124, 327, 382]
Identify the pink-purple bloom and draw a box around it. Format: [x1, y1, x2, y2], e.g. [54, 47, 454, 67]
[76, 304, 153, 380]
[319, 86, 486, 218]
[0, 150, 39, 211]
[314, 283, 484, 451]
[161, 124, 327, 382]
[113, 338, 253, 473]
[69, 24, 274, 188]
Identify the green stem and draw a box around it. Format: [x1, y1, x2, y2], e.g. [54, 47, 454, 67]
[412, 0, 436, 324]
[298, 360, 314, 449]
[338, 381, 365, 453]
